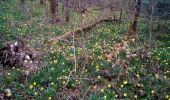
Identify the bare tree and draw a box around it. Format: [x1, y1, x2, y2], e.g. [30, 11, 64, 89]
[128, 0, 142, 35]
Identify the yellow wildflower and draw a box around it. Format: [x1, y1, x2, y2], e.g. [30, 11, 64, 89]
[101, 88, 104, 93]
[123, 80, 128, 85]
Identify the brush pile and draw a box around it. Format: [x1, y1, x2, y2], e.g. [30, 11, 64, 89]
[0, 41, 40, 76]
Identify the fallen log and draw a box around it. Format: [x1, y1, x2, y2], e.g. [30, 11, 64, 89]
[51, 18, 121, 42]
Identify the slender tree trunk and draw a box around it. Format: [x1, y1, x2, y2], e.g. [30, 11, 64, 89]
[40, 0, 45, 5]
[149, 0, 157, 45]
[119, 8, 123, 20]
[61, 0, 65, 18]
[56, 0, 58, 15]
[78, 0, 82, 17]
[40, 0, 46, 18]
[49, 0, 57, 19]
[128, 0, 142, 35]
[65, 0, 70, 22]
[119, 0, 125, 21]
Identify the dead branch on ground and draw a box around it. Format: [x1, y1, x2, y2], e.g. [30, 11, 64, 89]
[51, 18, 121, 42]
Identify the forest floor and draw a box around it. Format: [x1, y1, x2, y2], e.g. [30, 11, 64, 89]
[0, 0, 170, 100]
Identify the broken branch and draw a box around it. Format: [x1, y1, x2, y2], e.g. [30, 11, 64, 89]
[51, 18, 121, 42]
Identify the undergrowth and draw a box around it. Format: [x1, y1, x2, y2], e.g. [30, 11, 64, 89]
[0, 0, 170, 99]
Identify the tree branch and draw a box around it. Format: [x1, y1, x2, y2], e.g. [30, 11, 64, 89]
[51, 18, 121, 42]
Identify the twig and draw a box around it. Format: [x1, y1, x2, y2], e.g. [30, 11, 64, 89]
[73, 31, 77, 74]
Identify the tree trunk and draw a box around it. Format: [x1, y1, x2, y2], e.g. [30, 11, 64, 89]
[61, 0, 65, 19]
[119, 8, 123, 20]
[119, 0, 125, 21]
[128, 0, 142, 35]
[40, 0, 45, 5]
[55, 0, 58, 15]
[49, 0, 57, 19]
[65, 0, 70, 22]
